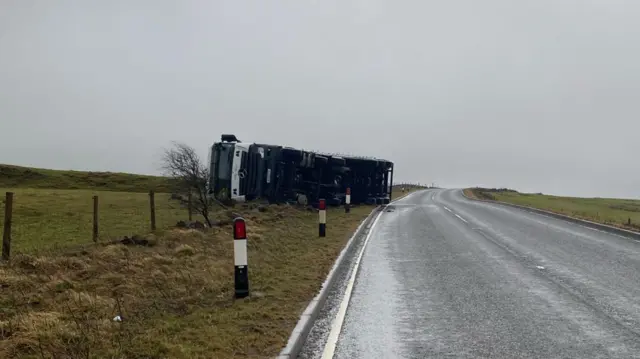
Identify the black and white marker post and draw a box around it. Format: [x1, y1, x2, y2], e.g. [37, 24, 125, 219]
[233, 217, 249, 298]
[319, 199, 327, 237]
[345, 187, 351, 213]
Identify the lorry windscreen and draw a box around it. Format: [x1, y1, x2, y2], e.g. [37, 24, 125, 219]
[217, 144, 233, 180]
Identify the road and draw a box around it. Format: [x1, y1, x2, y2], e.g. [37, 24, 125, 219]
[299, 189, 640, 359]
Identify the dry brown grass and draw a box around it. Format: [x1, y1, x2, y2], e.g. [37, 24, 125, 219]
[0, 203, 375, 359]
[463, 188, 479, 199]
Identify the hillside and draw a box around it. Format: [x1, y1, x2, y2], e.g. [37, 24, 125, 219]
[0, 164, 175, 192]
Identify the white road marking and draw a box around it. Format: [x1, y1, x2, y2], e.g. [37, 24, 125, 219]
[321, 210, 384, 359]
[536, 266, 546, 270]
[511, 206, 637, 241]
[455, 214, 468, 223]
[582, 225, 631, 240]
[444, 206, 468, 223]
[484, 201, 640, 242]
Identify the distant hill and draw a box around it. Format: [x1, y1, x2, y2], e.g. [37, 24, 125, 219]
[0, 164, 176, 192]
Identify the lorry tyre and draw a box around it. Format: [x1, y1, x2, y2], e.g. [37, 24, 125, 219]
[297, 194, 308, 206]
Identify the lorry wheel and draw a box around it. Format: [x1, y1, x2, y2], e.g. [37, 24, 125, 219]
[297, 194, 308, 206]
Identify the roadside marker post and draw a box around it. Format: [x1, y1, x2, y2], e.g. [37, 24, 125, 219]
[233, 217, 249, 299]
[2, 192, 13, 261]
[319, 199, 327, 237]
[345, 187, 351, 213]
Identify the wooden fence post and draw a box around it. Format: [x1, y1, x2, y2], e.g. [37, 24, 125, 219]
[149, 190, 156, 231]
[92, 195, 99, 242]
[188, 191, 193, 222]
[3, 192, 14, 261]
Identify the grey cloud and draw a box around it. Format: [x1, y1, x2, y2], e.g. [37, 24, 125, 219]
[1, 0, 639, 197]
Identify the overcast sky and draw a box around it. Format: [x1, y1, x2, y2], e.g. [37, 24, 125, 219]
[1, 1, 639, 198]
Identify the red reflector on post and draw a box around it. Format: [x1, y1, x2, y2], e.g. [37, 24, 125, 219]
[234, 218, 246, 239]
[319, 199, 326, 210]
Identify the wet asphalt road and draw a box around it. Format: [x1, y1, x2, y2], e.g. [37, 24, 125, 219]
[299, 189, 640, 359]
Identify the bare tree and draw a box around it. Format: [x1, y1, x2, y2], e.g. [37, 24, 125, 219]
[161, 142, 218, 227]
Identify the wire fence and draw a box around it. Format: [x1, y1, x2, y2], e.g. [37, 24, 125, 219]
[0, 182, 433, 257]
[0, 189, 194, 258]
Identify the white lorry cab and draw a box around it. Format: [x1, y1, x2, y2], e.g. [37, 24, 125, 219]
[208, 134, 249, 203]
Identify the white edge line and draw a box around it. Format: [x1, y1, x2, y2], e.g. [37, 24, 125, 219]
[511, 206, 630, 240]
[277, 207, 380, 358]
[444, 206, 453, 213]
[463, 190, 640, 242]
[281, 189, 424, 358]
[582, 225, 629, 240]
[320, 210, 384, 359]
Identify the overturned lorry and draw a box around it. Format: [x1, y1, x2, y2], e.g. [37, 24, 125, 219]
[207, 134, 393, 206]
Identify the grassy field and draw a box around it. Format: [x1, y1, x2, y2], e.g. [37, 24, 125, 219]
[467, 188, 640, 232]
[0, 185, 414, 254]
[0, 164, 410, 254]
[0, 164, 174, 192]
[0, 164, 380, 358]
[0, 188, 187, 254]
[0, 203, 375, 359]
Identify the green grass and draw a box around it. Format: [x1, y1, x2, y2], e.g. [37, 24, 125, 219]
[0, 164, 381, 357]
[0, 188, 187, 253]
[468, 188, 640, 231]
[0, 204, 376, 358]
[0, 164, 175, 192]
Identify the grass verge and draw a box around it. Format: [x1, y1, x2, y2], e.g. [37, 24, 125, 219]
[467, 188, 640, 232]
[0, 164, 174, 192]
[0, 203, 375, 358]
